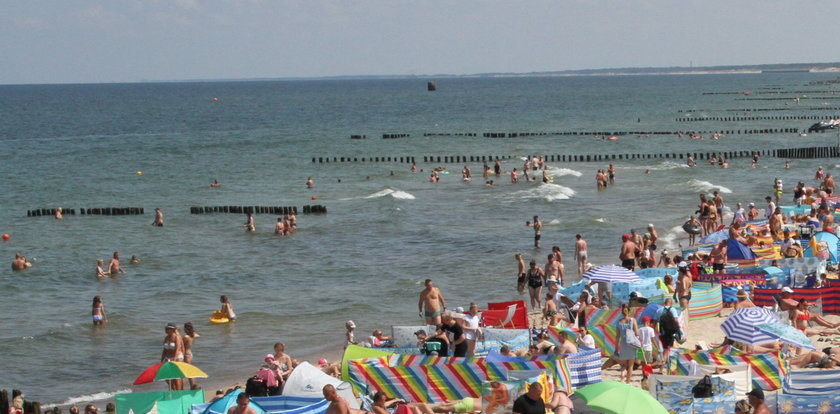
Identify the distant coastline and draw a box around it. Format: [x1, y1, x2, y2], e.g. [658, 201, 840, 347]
[167, 62, 840, 83]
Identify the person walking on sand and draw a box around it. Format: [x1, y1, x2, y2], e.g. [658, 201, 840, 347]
[108, 252, 124, 275]
[92, 296, 107, 325]
[219, 295, 236, 321]
[619, 234, 637, 271]
[161, 322, 185, 390]
[575, 234, 588, 275]
[526, 260, 546, 309]
[183, 322, 200, 390]
[615, 303, 641, 384]
[152, 208, 164, 227]
[528, 216, 542, 248]
[419, 279, 446, 325]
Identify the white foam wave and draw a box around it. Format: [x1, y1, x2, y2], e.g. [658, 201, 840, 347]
[594, 218, 606, 223]
[685, 179, 732, 194]
[515, 183, 576, 202]
[625, 161, 689, 171]
[547, 219, 561, 225]
[56, 389, 132, 406]
[547, 167, 583, 177]
[659, 224, 688, 250]
[341, 188, 416, 201]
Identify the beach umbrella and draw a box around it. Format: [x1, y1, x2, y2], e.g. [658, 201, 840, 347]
[133, 361, 208, 385]
[575, 380, 667, 414]
[720, 307, 779, 346]
[582, 265, 641, 283]
[700, 229, 728, 245]
[757, 322, 816, 351]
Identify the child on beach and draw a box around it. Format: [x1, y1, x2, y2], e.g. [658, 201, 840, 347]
[219, 295, 236, 321]
[92, 296, 106, 325]
[345, 320, 357, 348]
[638, 317, 656, 369]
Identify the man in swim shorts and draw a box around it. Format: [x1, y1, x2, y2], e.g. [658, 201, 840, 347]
[709, 239, 728, 274]
[419, 279, 446, 325]
[619, 233, 637, 270]
[575, 234, 588, 275]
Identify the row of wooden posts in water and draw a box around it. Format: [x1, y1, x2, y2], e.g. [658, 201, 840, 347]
[189, 205, 327, 214]
[27, 207, 144, 217]
[350, 128, 803, 140]
[677, 115, 840, 122]
[312, 146, 840, 164]
[26, 206, 328, 217]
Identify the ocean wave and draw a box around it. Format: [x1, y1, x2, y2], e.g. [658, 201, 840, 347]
[658, 224, 689, 250]
[514, 183, 575, 202]
[684, 179, 732, 194]
[594, 218, 606, 223]
[341, 188, 416, 201]
[547, 167, 583, 177]
[547, 219, 561, 225]
[54, 389, 132, 407]
[625, 161, 689, 171]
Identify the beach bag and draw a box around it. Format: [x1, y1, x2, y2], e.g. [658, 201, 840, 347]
[245, 375, 268, 397]
[691, 375, 714, 398]
[659, 307, 679, 337]
[624, 323, 642, 348]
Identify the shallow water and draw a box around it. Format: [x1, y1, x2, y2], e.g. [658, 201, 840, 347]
[2, 73, 840, 405]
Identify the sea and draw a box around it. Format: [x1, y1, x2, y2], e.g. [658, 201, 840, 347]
[2, 72, 840, 406]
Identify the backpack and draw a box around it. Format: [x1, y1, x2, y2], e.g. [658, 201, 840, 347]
[691, 375, 714, 398]
[659, 307, 679, 336]
[246, 375, 268, 397]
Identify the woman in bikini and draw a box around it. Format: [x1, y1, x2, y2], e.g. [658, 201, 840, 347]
[183, 322, 200, 390]
[273, 342, 295, 381]
[161, 323, 185, 390]
[91, 296, 106, 325]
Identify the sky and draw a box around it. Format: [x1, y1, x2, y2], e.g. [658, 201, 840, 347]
[3, 0, 840, 84]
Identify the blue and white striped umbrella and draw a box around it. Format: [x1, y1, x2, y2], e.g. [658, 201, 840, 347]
[582, 265, 641, 283]
[720, 307, 780, 345]
[758, 322, 816, 351]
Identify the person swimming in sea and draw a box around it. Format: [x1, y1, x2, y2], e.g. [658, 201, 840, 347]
[92, 296, 107, 325]
[220, 295, 236, 321]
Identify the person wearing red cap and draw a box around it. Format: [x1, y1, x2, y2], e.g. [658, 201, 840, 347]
[619, 234, 638, 271]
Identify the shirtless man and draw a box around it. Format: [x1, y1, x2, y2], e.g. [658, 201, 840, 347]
[108, 251, 124, 275]
[307, 177, 314, 189]
[152, 208, 164, 227]
[709, 240, 728, 274]
[769, 207, 784, 241]
[11, 253, 30, 271]
[511, 168, 519, 183]
[529, 216, 542, 248]
[607, 164, 616, 184]
[545, 254, 563, 288]
[824, 173, 835, 194]
[574, 234, 588, 275]
[619, 234, 637, 271]
[323, 385, 353, 414]
[553, 331, 578, 354]
[713, 191, 724, 219]
[419, 279, 446, 325]
[227, 393, 256, 414]
[816, 166, 825, 180]
[729, 221, 746, 244]
[275, 217, 285, 235]
[55, 207, 63, 220]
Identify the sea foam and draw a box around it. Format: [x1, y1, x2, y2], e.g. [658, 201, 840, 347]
[516, 183, 576, 202]
[685, 179, 732, 194]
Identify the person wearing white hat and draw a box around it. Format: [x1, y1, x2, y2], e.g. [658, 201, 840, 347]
[344, 320, 357, 348]
[779, 287, 798, 311]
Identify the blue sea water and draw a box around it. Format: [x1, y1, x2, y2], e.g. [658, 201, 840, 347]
[2, 73, 840, 405]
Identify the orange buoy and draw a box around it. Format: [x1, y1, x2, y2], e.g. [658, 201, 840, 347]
[212, 97, 219, 102]
[311, 196, 317, 200]
[2, 234, 9, 241]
